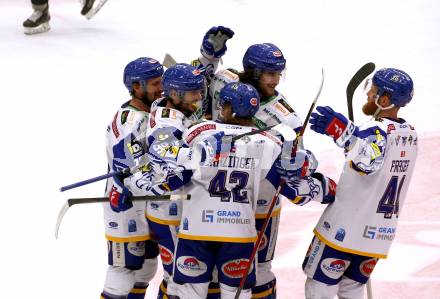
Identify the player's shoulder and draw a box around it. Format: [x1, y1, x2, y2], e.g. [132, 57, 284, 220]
[209, 69, 240, 98]
[183, 120, 218, 144]
[149, 106, 186, 132]
[108, 103, 148, 139]
[262, 92, 302, 127]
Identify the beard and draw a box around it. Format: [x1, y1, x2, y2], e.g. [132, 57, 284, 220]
[362, 100, 379, 116]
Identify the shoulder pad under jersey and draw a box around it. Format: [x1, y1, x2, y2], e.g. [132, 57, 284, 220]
[183, 121, 218, 145]
[109, 106, 149, 139]
[148, 107, 186, 133]
[256, 92, 303, 131]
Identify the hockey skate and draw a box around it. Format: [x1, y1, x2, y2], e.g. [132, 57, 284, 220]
[81, 0, 109, 20]
[23, 4, 50, 35]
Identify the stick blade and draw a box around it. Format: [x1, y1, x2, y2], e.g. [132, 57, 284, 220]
[346, 62, 375, 121]
[162, 53, 177, 68]
[55, 202, 70, 239]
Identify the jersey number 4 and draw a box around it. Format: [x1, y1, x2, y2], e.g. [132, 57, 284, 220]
[208, 170, 249, 203]
[377, 175, 406, 219]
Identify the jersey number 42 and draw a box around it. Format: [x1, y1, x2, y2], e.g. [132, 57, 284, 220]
[208, 170, 249, 203]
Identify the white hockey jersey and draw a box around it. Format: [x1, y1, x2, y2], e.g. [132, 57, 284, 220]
[143, 105, 188, 226]
[104, 102, 151, 242]
[208, 70, 303, 219]
[314, 118, 418, 258]
[177, 121, 282, 243]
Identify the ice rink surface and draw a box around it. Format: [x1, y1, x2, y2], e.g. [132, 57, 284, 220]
[0, 0, 439, 298]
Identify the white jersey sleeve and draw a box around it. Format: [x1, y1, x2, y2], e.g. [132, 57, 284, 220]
[314, 118, 418, 258]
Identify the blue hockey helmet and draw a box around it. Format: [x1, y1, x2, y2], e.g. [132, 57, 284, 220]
[219, 82, 260, 118]
[123, 57, 164, 93]
[372, 68, 414, 107]
[242, 43, 286, 73]
[162, 63, 206, 97]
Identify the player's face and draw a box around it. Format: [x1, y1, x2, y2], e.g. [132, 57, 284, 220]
[145, 77, 164, 101]
[258, 71, 282, 97]
[362, 83, 379, 116]
[180, 89, 203, 117]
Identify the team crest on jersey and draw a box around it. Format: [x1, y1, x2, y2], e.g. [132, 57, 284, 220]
[221, 259, 251, 278]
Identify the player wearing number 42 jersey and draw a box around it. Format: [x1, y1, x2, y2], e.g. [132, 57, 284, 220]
[303, 68, 418, 299]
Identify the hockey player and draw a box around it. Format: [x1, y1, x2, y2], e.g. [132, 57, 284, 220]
[171, 81, 328, 299]
[303, 68, 417, 299]
[199, 41, 302, 298]
[101, 57, 164, 299]
[22, 0, 105, 35]
[142, 63, 207, 298]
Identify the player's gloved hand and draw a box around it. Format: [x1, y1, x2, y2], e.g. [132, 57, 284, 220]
[310, 106, 359, 147]
[311, 172, 337, 204]
[109, 175, 133, 212]
[197, 132, 232, 165]
[275, 149, 318, 179]
[201, 26, 235, 59]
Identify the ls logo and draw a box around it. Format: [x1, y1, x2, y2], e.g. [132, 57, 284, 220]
[202, 210, 214, 223]
[363, 225, 376, 239]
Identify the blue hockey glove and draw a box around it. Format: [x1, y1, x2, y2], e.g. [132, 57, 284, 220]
[109, 175, 133, 212]
[275, 149, 318, 179]
[201, 26, 235, 59]
[310, 106, 358, 147]
[311, 172, 337, 204]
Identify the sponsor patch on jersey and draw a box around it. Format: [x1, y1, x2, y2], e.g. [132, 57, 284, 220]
[221, 258, 250, 278]
[127, 241, 146, 257]
[121, 110, 130, 125]
[128, 219, 137, 232]
[112, 111, 120, 138]
[176, 256, 207, 277]
[108, 221, 118, 229]
[169, 202, 178, 216]
[323, 221, 331, 231]
[335, 228, 346, 242]
[360, 258, 377, 277]
[159, 245, 173, 266]
[278, 98, 294, 113]
[320, 258, 347, 279]
[161, 108, 171, 118]
[185, 123, 216, 144]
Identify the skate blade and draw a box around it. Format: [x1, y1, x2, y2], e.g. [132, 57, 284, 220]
[85, 0, 108, 20]
[24, 22, 50, 35]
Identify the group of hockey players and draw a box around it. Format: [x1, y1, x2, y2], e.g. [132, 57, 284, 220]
[97, 25, 417, 299]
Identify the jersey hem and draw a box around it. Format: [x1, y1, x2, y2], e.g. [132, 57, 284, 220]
[313, 229, 387, 259]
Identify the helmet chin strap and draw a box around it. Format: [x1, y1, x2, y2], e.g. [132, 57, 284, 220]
[372, 96, 395, 119]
